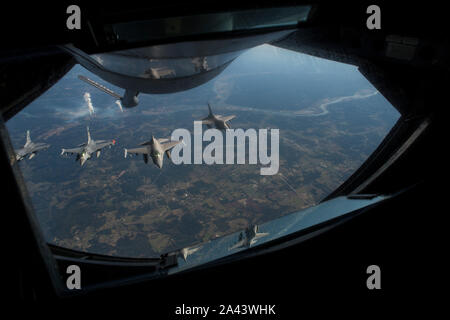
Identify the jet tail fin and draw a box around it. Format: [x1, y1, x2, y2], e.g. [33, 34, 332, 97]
[207, 103, 214, 116]
[26, 130, 31, 145]
[86, 126, 92, 143]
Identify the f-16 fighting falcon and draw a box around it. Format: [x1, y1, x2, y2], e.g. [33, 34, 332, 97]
[229, 225, 269, 251]
[199, 103, 236, 130]
[15, 130, 50, 161]
[178, 245, 202, 262]
[124, 136, 182, 169]
[60, 127, 116, 166]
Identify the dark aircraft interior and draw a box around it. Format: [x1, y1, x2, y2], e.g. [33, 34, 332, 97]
[1, 0, 445, 312]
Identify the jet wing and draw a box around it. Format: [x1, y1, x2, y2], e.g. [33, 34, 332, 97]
[249, 233, 269, 246]
[138, 138, 170, 146]
[95, 140, 116, 150]
[200, 113, 215, 124]
[229, 240, 245, 251]
[200, 118, 214, 125]
[254, 232, 269, 240]
[161, 140, 182, 152]
[33, 143, 50, 152]
[217, 115, 236, 122]
[124, 147, 148, 158]
[61, 147, 83, 155]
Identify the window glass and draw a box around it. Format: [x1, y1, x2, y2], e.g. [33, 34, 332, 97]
[110, 6, 311, 43]
[5, 44, 400, 258]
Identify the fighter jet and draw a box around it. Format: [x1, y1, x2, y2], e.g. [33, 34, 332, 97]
[199, 103, 236, 130]
[229, 225, 269, 251]
[15, 130, 50, 161]
[60, 127, 116, 166]
[124, 136, 182, 169]
[178, 245, 202, 262]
